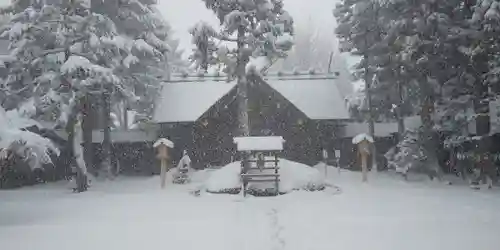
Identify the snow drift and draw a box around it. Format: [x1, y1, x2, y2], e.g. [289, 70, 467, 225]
[204, 159, 326, 194]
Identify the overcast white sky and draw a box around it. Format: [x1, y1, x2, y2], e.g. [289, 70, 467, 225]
[0, 0, 339, 53]
[157, 0, 338, 53]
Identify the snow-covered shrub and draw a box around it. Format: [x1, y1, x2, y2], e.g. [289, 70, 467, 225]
[0, 106, 59, 171]
[385, 129, 426, 175]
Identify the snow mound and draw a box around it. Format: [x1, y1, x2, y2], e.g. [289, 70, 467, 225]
[204, 159, 326, 194]
[279, 159, 326, 193]
[205, 161, 241, 194]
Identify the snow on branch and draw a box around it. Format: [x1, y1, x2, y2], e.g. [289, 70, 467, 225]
[190, 0, 295, 74]
[61, 55, 119, 84]
[0, 106, 59, 170]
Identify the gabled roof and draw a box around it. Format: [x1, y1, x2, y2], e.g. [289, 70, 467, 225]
[152, 72, 350, 123]
[153, 80, 236, 123]
[264, 75, 350, 120]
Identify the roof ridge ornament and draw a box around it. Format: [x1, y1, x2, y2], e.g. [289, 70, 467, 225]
[169, 70, 341, 82]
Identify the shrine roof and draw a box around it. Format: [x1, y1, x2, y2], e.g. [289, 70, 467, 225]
[153, 71, 350, 123]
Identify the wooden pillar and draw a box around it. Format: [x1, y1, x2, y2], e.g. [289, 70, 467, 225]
[160, 158, 168, 188]
[357, 139, 372, 182]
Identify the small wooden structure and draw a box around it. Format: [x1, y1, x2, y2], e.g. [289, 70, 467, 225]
[352, 133, 374, 182]
[233, 136, 285, 196]
[153, 138, 174, 188]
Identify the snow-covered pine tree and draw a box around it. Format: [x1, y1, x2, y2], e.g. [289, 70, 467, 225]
[166, 34, 189, 74]
[335, 0, 383, 170]
[92, 0, 170, 121]
[0, 0, 141, 189]
[336, 0, 484, 179]
[380, 0, 491, 178]
[381, 0, 500, 183]
[189, 22, 219, 72]
[468, 0, 500, 147]
[192, 0, 294, 138]
[90, 0, 168, 178]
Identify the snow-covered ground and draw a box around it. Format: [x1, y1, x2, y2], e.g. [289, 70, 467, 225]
[1, 164, 500, 250]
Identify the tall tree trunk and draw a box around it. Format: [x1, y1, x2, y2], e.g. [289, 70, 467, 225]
[62, 46, 88, 192]
[472, 51, 491, 185]
[473, 52, 490, 137]
[81, 94, 94, 175]
[396, 79, 405, 140]
[123, 101, 128, 130]
[101, 84, 113, 179]
[236, 26, 250, 137]
[66, 100, 88, 192]
[419, 81, 443, 180]
[364, 56, 377, 172]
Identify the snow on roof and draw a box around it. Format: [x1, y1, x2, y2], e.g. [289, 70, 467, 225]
[352, 133, 374, 144]
[154, 138, 174, 148]
[266, 77, 350, 120]
[153, 81, 236, 123]
[154, 73, 349, 123]
[233, 136, 285, 151]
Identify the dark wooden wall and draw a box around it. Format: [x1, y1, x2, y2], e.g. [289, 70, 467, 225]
[193, 87, 239, 167]
[91, 142, 156, 176]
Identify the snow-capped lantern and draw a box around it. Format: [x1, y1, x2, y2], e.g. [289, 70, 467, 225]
[352, 133, 373, 155]
[352, 133, 374, 182]
[154, 138, 174, 160]
[154, 138, 174, 189]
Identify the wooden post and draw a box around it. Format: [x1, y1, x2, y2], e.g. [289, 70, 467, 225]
[160, 158, 168, 188]
[241, 160, 248, 196]
[335, 149, 341, 174]
[322, 149, 328, 177]
[358, 140, 370, 182]
[274, 154, 279, 194]
[361, 151, 368, 182]
[154, 138, 174, 189]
